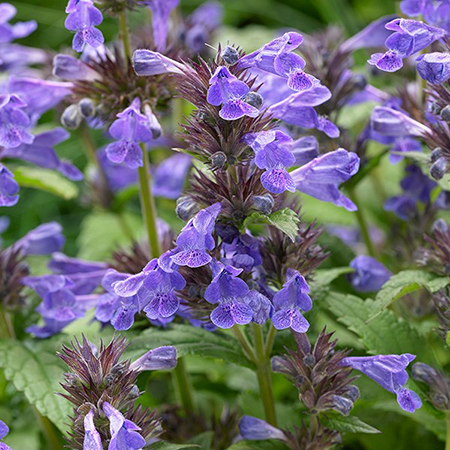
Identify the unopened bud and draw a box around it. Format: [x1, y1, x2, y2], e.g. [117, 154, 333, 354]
[342, 385, 360, 402]
[221, 45, 239, 65]
[330, 395, 353, 416]
[144, 104, 162, 139]
[176, 196, 198, 221]
[352, 73, 367, 91]
[216, 223, 239, 243]
[440, 105, 450, 122]
[78, 98, 95, 118]
[61, 104, 82, 130]
[412, 362, 438, 385]
[430, 157, 448, 180]
[431, 147, 443, 162]
[431, 392, 450, 410]
[210, 151, 227, 169]
[245, 92, 263, 109]
[252, 194, 274, 215]
[432, 218, 449, 234]
[303, 353, 316, 367]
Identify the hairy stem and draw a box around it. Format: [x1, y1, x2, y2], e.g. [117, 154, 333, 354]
[252, 323, 277, 426]
[138, 145, 161, 258]
[265, 324, 277, 359]
[348, 188, 377, 258]
[232, 325, 256, 363]
[172, 357, 196, 414]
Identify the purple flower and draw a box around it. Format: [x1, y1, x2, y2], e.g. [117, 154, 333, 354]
[0, 419, 11, 450]
[389, 137, 422, 164]
[290, 149, 360, 211]
[242, 290, 273, 325]
[130, 346, 177, 371]
[53, 54, 97, 80]
[204, 263, 253, 329]
[400, 0, 429, 17]
[171, 203, 222, 268]
[239, 416, 287, 441]
[153, 153, 191, 199]
[0, 43, 46, 75]
[0, 164, 19, 207]
[369, 50, 404, 72]
[144, 0, 179, 52]
[0, 3, 36, 44]
[349, 256, 392, 293]
[271, 269, 312, 333]
[242, 130, 296, 194]
[83, 410, 102, 450]
[106, 98, 154, 169]
[222, 233, 262, 272]
[416, 52, 450, 84]
[96, 148, 138, 192]
[291, 136, 319, 166]
[103, 402, 146, 450]
[384, 195, 418, 220]
[15, 222, 65, 255]
[65, 0, 104, 52]
[133, 50, 185, 76]
[207, 67, 259, 121]
[0, 94, 33, 149]
[0, 128, 83, 180]
[341, 354, 422, 413]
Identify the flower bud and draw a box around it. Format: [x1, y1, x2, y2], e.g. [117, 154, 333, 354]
[432, 218, 449, 234]
[245, 92, 263, 109]
[342, 385, 360, 402]
[252, 194, 274, 215]
[440, 105, 450, 122]
[430, 157, 448, 180]
[221, 45, 239, 65]
[431, 147, 443, 162]
[61, 104, 82, 130]
[78, 98, 95, 118]
[144, 104, 162, 139]
[412, 362, 438, 385]
[210, 151, 227, 169]
[303, 353, 316, 367]
[352, 73, 367, 91]
[330, 395, 353, 416]
[176, 195, 198, 221]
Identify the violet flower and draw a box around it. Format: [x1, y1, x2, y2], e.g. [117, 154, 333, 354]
[341, 354, 422, 413]
[416, 52, 450, 84]
[0, 94, 33, 149]
[170, 203, 221, 268]
[130, 346, 177, 371]
[153, 153, 191, 199]
[239, 415, 287, 441]
[222, 233, 262, 272]
[207, 66, 259, 121]
[0, 164, 19, 207]
[389, 137, 422, 164]
[105, 98, 154, 169]
[349, 256, 392, 293]
[291, 135, 319, 166]
[0, 3, 36, 44]
[64, 0, 104, 52]
[103, 402, 146, 450]
[53, 53, 97, 80]
[290, 149, 360, 211]
[83, 410, 102, 450]
[0, 419, 11, 450]
[15, 222, 65, 255]
[133, 50, 185, 76]
[271, 269, 312, 333]
[204, 262, 253, 329]
[144, 0, 179, 52]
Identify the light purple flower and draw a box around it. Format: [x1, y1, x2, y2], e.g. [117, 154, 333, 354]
[222, 233, 262, 272]
[207, 66, 259, 121]
[239, 416, 287, 441]
[65, 0, 104, 52]
[389, 137, 422, 164]
[144, 0, 179, 52]
[341, 354, 422, 413]
[0, 3, 36, 44]
[271, 269, 312, 333]
[416, 52, 450, 84]
[153, 153, 191, 199]
[83, 410, 102, 450]
[242, 290, 273, 325]
[130, 346, 177, 371]
[368, 50, 404, 72]
[349, 256, 392, 293]
[0, 128, 83, 180]
[53, 54, 97, 80]
[0, 419, 11, 450]
[171, 203, 221, 268]
[204, 262, 253, 329]
[106, 98, 154, 169]
[103, 402, 146, 450]
[291, 136, 318, 166]
[290, 149, 360, 211]
[133, 50, 185, 76]
[15, 222, 65, 255]
[0, 164, 19, 207]
[0, 94, 33, 149]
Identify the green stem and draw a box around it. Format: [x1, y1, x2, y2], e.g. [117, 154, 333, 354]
[348, 188, 377, 258]
[172, 357, 196, 414]
[119, 9, 132, 65]
[138, 145, 161, 258]
[232, 325, 255, 363]
[0, 306, 15, 339]
[446, 413, 450, 450]
[252, 323, 277, 426]
[265, 324, 277, 359]
[32, 406, 62, 450]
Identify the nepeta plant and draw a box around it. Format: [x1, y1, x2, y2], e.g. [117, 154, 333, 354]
[0, 1, 449, 449]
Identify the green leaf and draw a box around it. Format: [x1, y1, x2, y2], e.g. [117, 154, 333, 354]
[0, 339, 71, 434]
[188, 431, 214, 449]
[226, 440, 288, 450]
[148, 443, 199, 450]
[77, 211, 143, 260]
[13, 166, 78, 200]
[309, 267, 354, 293]
[126, 324, 251, 368]
[367, 270, 450, 322]
[322, 413, 381, 434]
[244, 208, 300, 241]
[325, 292, 431, 362]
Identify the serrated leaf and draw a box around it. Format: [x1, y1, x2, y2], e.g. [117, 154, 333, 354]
[125, 324, 251, 368]
[322, 413, 380, 434]
[13, 166, 78, 200]
[0, 339, 71, 434]
[244, 208, 300, 241]
[325, 292, 431, 362]
[310, 267, 354, 293]
[226, 440, 288, 450]
[367, 270, 450, 322]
